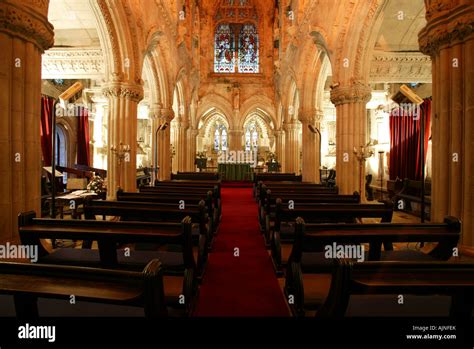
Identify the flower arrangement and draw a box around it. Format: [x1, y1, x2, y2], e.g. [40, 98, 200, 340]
[196, 151, 207, 159]
[87, 174, 106, 194]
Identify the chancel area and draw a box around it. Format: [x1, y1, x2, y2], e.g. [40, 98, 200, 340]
[1, 0, 474, 334]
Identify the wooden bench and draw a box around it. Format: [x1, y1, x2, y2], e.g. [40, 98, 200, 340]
[259, 183, 339, 205]
[83, 199, 211, 272]
[271, 201, 394, 271]
[171, 172, 220, 180]
[285, 216, 461, 316]
[117, 190, 218, 234]
[140, 186, 221, 221]
[392, 178, 431, 219]
[253, 173, 303, 196]
[18, 212, 197, 314]
[255, 180, 322, 199]
[0, 259, 168, 318]
[260, 191, 360, 237]
[307, 260, 473, 318]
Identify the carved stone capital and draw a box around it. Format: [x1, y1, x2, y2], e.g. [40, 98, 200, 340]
[283, 122, 299, 132]
[299, 109, 324, 124]
[419, 3, 474, 56]
[330, 81, 372, 106]
[158, 108, 175, 122]
[103, 83, 144, 103]
[274, 130, 285, 137]
[0, 0, 54, 52]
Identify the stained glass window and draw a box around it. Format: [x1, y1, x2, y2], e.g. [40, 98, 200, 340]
[214, 128, 220, 151]
[245, 123, 258, 151]
[214, 24, 235, 73]
[238, 24, 259, 73]
[214, 124, 228, 151]
[245, 130, 251, 151]
[222, 128, 228, 150]
[214, 23, 258, 74]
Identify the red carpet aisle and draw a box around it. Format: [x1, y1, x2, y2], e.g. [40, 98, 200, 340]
[193, 187, 290, 316]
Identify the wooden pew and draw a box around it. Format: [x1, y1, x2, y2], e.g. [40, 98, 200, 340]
[285, 216, 461, 316]
[149, 181, 221, 210]
[19, 212, 197, 314]
[392, 178, 431, 219]
[140, 185, 221, 221]
[307, 260, 474, 318]
[260, 191, 360, 236]
[257, 182, 338, 203]
[117, 190, 218, 234]
[0, 259, 168, 318]
[171, 172, 220, 180]
[271, 201, 394, 271]
[253, 173, 303, 197]
[83, 199, 211, 272]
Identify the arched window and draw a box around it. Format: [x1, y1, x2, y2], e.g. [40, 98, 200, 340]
[214, 24, 235, 73]
[214, 23, 259, 74]
[238, 24, 259, 73]
[214, 0, 258, 73]
[214, 124, 228, 151]
[245, 122, 258, 151]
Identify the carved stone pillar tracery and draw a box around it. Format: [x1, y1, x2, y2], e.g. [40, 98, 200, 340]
[284, 121, 300, 174]
[274, 129, 285, 172]
[419, 0, 474, 245]
[0, 0, 54, 241]
[300, 109, 323, 183]
[330, 81, 372, 196]
[103, 82, 143, 198]
[157, 108, 174, 180]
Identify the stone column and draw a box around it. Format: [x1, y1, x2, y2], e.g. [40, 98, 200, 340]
[284, 122, 300, 174]
[228, 129, 244, 151]
[175, 116, 189, 172]
[187, 128, 199, 171]
[0, 0, 54, 241]
[330, 81, 372, 195]
[274, 129, 285, 172]
[157, 108, 174, 180]
[103, 83, 143, 198]
[419, 1, 474, 245]
[300, 109, 323, 183]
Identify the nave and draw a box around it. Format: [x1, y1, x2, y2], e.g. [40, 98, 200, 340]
[1, 174, 473, 320]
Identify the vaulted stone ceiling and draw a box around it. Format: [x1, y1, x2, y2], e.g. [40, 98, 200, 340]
[48, 0, 100, 47]
[375, 0, 427, 52]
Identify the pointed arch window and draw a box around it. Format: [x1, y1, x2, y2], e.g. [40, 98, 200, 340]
[238, 24, 259, 73]
[245, 122, 258, 151]
[214, 124, 228, 151]
[214, 23, 259, 74]
[214, 24, 235, 73]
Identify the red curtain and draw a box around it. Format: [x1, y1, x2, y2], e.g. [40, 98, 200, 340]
[77, 106, 91, 166]
[40, 96, 56, 166]
[389, 98, 431, 181]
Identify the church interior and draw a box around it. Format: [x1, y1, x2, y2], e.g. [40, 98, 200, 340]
[0, 0, 474, 344]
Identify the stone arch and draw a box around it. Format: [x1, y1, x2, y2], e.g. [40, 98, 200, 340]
[196, 93, 234, 128]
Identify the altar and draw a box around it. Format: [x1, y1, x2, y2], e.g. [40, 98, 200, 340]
[218, 163, 253, 181]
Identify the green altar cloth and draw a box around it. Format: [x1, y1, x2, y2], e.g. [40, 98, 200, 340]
[218, 163, 253, 181]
